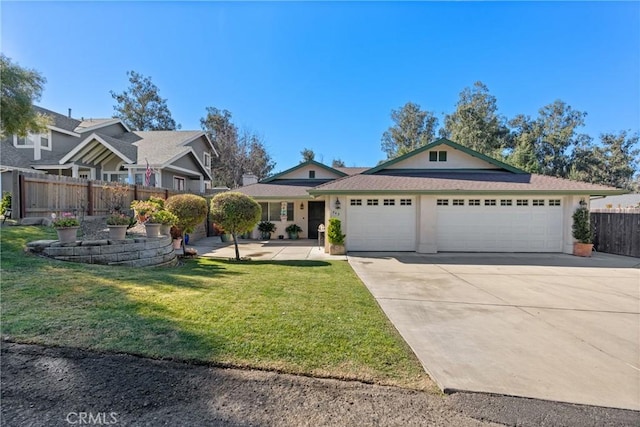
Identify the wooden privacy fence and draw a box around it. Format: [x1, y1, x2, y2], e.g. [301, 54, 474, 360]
[591, 212, 640, 258]
[13, 172, 187, 219]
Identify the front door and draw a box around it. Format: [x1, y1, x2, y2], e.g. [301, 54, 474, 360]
[307, 201, 325, 239]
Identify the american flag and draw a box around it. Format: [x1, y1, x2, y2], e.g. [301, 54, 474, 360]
[145, 160, 152, 186]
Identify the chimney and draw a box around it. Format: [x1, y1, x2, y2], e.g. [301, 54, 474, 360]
[68, 108, 72, 118]
[242, 173, 258, 186]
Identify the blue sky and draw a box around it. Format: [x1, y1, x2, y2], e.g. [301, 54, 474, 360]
[2, 1, 638, 171]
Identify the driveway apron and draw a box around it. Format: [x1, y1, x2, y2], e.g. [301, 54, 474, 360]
[348, 252, 640, 411]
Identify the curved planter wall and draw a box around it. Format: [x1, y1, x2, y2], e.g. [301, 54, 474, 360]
[27, 236, 177, 267]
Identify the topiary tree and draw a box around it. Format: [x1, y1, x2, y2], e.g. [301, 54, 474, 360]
[327, 218, 345, 245]
[572, 199, 593, 244]
[165, 194, 208, 249]
[210, 192, 261, 260]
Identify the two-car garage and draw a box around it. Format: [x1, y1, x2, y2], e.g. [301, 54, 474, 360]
[345, 196, 564, 253]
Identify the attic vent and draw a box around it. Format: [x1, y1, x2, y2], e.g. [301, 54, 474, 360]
[309, 170, 315, 178]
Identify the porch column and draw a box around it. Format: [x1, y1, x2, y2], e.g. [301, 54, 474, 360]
[128, 168, 134, 185]
[71, 165, 79, 178]
[199, 175, 205, 193]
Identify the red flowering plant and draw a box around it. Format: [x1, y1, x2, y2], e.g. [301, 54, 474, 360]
[51, 212, 80, 228]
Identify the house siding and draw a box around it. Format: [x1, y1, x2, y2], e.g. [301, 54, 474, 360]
[385, 146, 499, 170]
[279, 164, 343, 180]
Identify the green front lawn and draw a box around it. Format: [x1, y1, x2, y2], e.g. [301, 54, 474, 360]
[1, 226, 432, 390]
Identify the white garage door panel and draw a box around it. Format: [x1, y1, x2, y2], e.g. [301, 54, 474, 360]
[348, 201, 416, 251]
[437, 205, 563, 252]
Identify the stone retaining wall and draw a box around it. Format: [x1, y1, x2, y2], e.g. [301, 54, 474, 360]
[27, 236, 177, 267]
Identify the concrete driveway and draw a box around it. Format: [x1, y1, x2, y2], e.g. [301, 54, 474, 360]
[348, 252, 640, 411]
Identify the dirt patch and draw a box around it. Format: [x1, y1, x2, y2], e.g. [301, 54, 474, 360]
[1, 342, 493, 427]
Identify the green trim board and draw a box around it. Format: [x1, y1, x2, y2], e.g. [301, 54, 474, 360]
[363, 138, 526, 175]
[262, 160, 348, 183]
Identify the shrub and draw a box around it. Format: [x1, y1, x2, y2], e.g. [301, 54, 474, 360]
[0, 192, 11, 216]
[51, 212, 80, 228]
[257, 221, 276, 233]
[327, 218, 345, 245]
[130, 200, 158, 223]
[165, 194, 208, 234]
[151, 210, 178, 225]
[106, 213, 132, 226]
[572, 200, 593, 244]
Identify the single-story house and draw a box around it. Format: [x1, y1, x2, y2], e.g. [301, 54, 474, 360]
[0, 106, 218, 194]
[238, 138, 625, 254]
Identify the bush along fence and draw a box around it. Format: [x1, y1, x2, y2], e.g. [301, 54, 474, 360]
[591, 211, 640, 258]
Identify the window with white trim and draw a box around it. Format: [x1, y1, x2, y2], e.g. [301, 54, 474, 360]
[260, 202, 295, 221]
[469, 199, 481, 206]
[367, 199, 379, 206]
[517, 199, 528, 206]
[203, 152, 211, 168]
[400, 199, 412, 206]
[383, 199, 395, 206]
[437, 199, 449, 206]
[308, 170, 316, 178]
[532, 199, 545, 206]
[484, 199, 497, 206]
[173, 176, 186, 191]
[350, 199, 362, 206]
[500, 199, 513, 206]
[453, 199, 464, 206]
[549, 199, 561, 206]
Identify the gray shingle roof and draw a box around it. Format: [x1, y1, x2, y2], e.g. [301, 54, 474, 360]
[0, 141, 33, 168]
[34, 106, 81, 132]
[237, 179, 333, 198]
[309, 171, 623, 195]
[335, 167, 369, 175]
[128, 131, 203, 166]
[94, 133, 138, 163]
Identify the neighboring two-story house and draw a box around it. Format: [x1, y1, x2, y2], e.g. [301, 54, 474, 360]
[0, 106, 218, 194]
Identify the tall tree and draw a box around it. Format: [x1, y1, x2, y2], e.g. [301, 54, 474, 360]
[507, 114, 541, 173]
[569, 131, 639, 189]
[201, 107, 275, 188]
[0, 54, 50, 137]
[381, 101, 438, 159]
[110, 71, 180, 131]
[301, 148, 315, 162]
[331, 158, 346, 168]
[442, 81, 510, 156]
[533, 100, 587, 177]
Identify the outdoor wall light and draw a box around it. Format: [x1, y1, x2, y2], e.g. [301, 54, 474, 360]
[300, 202, 304, 210]
[335, 198, 341, 209]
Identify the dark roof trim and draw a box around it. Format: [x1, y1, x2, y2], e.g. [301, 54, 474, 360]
[363, 138, 527, 175]
[308, 189, 627, 196]
[261, 160, 348, 183]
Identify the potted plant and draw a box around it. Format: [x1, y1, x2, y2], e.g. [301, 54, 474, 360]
[285, 223, 302, 240]
[130, 199, 158, 223]
[170, 226, 183, 249]
[572, 199, 594, 257]
[327, 218, 346, 255]
[106, 212, 131, 240]
[152, 210, 178, 236]
[257, 221, 276, 240]
[51, 212, 80, 243]
[213, 223, 233, 243]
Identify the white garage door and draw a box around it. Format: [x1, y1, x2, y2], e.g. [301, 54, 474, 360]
[347, 197, 416, 251]
[436, 197, 563, 252]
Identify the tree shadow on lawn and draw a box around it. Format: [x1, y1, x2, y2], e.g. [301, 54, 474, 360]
[214, 259, 332, 268]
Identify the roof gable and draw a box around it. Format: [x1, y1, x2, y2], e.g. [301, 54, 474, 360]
[262, 160, 347, 183]
[365, 138, 526, 175]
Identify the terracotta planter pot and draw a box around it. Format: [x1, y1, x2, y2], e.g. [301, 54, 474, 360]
[329, 244, 346, 255]
[145, 223, 161, 238]
[55, 226, 79, 243]
[573, 242, 594, 257]
[108, 225, 128, 240]
[172, 238, 183, 250]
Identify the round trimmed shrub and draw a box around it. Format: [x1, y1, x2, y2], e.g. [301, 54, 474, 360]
[165, 194, 208, 234]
